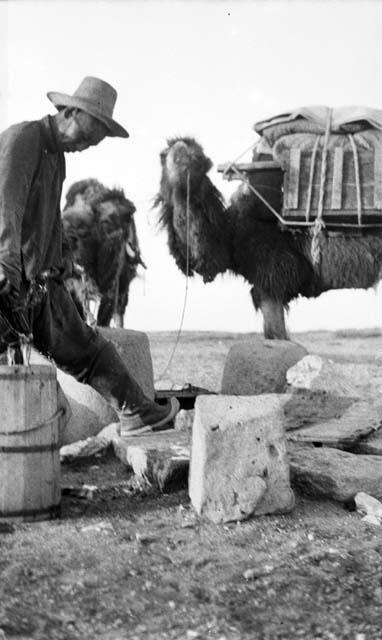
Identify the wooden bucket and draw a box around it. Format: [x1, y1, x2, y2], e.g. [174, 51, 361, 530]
[0, 365, 61, 522]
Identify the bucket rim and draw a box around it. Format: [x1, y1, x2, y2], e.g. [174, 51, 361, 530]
[0, 364, 57, 377]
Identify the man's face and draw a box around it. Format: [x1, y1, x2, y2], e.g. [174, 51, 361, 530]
[60, 109, 108, 152]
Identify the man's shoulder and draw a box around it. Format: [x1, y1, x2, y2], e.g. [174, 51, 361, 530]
[0, 119, 42, 144]
[0, 119, 43, 163]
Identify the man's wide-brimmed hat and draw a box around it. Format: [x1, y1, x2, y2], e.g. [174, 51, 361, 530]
[47, 76, 129, 138]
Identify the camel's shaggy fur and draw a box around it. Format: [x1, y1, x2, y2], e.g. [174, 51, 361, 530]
[155, 137, 382, 337]
[62, 179, 143, 327]
[64, 178, 105, 209]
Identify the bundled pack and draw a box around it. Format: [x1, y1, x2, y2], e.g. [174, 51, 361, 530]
[254, 106, 382, 225]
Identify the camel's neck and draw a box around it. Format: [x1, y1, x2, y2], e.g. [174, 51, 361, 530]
[162, 176, 233, 281]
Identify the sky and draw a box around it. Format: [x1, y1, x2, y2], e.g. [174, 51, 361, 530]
[1, 0, 382, 333]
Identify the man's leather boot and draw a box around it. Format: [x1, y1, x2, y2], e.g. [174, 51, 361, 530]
[86, 340, 179, 435]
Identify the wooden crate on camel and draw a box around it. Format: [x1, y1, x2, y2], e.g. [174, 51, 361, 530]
[219, 106, 382, 231]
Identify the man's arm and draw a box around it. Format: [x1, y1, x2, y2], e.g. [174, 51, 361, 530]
[0, 123, 40, 293]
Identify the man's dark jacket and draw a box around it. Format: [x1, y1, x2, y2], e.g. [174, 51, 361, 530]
[0, 115, 66, 290]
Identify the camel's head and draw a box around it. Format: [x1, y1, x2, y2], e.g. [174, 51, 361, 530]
[92, 189, 143, 265]
[61, 205, 97, 262]
[62, 206, 96, 239]
[64, 178, 105, 211]
[155, 136, 232, 282]
[160, 137, 213, 190]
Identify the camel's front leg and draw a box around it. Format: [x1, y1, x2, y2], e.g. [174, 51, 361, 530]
[112, 313, 124, 328]
[250, 288, 289, 340]
[260, 296, 289, 340]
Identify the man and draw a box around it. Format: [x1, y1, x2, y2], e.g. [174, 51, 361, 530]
[0, 76, 179, 434]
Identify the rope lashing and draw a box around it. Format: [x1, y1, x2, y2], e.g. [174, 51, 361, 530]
[222, 140, 260, 181]
[347, 133, 363, 226]
[310, 108, 332, 265]
[222, 161, 382, 229]
[310, 217, 326, 266]
[156, 170, 191, 382]
[305, 137, 320, 222]
[223, 163, 288, 226]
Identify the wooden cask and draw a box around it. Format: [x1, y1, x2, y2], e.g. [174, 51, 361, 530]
[0, 365, 61, 522]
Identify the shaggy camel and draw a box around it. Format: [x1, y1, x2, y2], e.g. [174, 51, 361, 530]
[62, 179, 145, 327]
[155, 137, 382, 339]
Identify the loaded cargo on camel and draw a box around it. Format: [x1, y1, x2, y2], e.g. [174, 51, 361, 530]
[155, 106, 382, 339]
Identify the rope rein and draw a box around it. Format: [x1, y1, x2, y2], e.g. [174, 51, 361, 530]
[155, 170, 191, 382]
[112, 240, 126, 319]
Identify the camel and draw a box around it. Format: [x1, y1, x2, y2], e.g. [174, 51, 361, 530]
[62, 179, 145, 327]
[155, 137, 382, 339]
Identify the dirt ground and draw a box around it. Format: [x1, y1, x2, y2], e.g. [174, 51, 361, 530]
[1, 329, 382, 640]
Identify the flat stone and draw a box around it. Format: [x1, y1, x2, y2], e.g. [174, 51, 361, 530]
[112, 430, 191, 492]
[98, 328, 155, 400]
[60, 423, 120, 462]
[287, 355, 382, 398]
[354, 428, 382, 455]
[283, 389, 354, 431]
[189, 395, 295, 523]
[221, 338, 307, 395]
[289, 443, 382, 502]
[287, 399, 382, 447]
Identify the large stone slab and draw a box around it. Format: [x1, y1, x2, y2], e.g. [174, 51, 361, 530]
[287, 355, 382, 398]
[112, 430, 191, 492]
[221, 339, 307, 395]
[30, 349, 118, 445]
[189, 395, 295, 523]
[57, 370, 119, 445]
[98, 328, 155, 400]
[287, 399, 382, 447]
[289, 443, 382, 502]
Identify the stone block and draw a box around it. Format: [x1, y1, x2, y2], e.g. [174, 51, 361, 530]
[98, 328, 155, 400]
[112, 430, 191, 492]
[287, 355, 382, 399]
[57, 370, 118, 445]
[221, 339, 307, 395]
[189, 395, 295, 523]
[289, 443, 382, 502]
[29, 349, 118, 445]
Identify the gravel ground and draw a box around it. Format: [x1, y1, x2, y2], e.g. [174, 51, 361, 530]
[1, 329, 382, 640]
